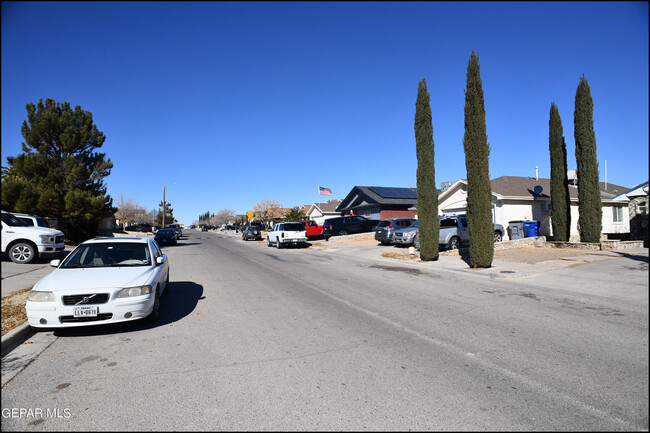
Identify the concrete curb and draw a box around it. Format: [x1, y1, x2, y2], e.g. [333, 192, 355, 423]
[1, 322, 35, 358]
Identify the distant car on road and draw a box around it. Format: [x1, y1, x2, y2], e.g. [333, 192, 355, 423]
[374, 218, 416, 245]
[25, 236, 170, 329]
[154, 228, 177, 246]
[201, 225, 209, 232]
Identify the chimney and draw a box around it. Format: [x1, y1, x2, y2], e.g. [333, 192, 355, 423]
[535, 166, 538, 181]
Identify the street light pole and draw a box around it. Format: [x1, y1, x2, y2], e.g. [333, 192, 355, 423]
[162, 184, 166, 227]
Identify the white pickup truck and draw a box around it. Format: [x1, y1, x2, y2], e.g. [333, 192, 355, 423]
[267, 222, 307, 249]
[2, 210, 65, 264]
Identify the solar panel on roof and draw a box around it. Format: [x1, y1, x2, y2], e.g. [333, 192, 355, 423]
[369, 187, 417, 199]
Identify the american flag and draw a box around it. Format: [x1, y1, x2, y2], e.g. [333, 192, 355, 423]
[318, 186, 332, 196]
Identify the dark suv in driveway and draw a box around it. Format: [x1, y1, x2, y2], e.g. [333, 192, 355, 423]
[323, 215, 380, 236]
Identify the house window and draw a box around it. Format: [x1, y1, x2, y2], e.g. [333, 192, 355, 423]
[363, 209, 371, 218]
[612, 207, 624, 222]
[638, 202, 647, 216]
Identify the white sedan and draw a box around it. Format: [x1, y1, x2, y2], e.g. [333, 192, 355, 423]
[26, 237, 170, 329]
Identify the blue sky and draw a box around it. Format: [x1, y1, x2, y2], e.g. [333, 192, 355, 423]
[2, 1, 648, 225]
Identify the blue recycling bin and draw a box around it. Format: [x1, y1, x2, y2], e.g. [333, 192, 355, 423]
[523, 220, 539, 237]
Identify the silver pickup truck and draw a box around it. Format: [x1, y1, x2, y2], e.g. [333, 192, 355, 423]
[410, 214, 504, 250]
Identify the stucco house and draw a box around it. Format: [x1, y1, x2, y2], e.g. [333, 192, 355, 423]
[613, 181, 648, 245]
[306, 199, 343, 225]
[436, 176, 630, 241]
[335, 186, 423, 220]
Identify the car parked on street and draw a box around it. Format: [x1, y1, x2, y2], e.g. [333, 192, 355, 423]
[165, 224, 182, 239]
[25, 236, 170, 329]
[201, 225, 209, 232]
[154, 228, 177, 246]
[323, 215, 380, 236]
[267, 222, 307, 248]
[242, 224, 264, 241]
[374, 218, 416, 245]
[1, 210, 66, 264]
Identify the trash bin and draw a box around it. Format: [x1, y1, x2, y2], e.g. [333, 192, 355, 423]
[508, 220, 525, 240]
[523, 220, 539, 237]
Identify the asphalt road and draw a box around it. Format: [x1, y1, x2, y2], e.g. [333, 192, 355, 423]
[1, 231, 648, 430]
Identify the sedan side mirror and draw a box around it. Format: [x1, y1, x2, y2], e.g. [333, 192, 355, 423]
[50, 259, 61, 267]
[156, 255, 167, 265]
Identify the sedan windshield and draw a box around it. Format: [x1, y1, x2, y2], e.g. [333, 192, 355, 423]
[61, 243, 151, 268]
[157, 229, 175, 236]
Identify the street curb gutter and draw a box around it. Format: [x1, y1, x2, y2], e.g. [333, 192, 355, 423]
[1, 322, 34, 358]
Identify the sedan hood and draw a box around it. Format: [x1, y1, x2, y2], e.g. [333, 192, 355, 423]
[35, 267, 154, 292]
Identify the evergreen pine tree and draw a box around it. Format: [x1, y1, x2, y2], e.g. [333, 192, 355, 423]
[462, 50, 493, 268]
[549, 103, 571, 241]
[414, 78, 439, 261]
[1, 99, 114, 243]
[574, 75, 602, 243]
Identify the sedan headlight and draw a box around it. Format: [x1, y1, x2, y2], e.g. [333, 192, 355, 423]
[40, 235, 56, 244]
[28, 291, 54, 302]
[117, 285, 152, 298]
[405, 232, 415, 237]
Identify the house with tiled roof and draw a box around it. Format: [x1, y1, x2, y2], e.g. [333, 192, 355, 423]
[306, 199, 343, 225]
[437, 175, 630, 240]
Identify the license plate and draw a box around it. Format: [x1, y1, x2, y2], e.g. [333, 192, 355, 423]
[74, 306, 98, 317]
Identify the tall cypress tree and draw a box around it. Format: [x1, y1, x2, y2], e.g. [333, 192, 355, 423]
[462, 50, 493, 268]
[549, 103, 571, 241]
[574, 75, 602, 243]
[414, 78, 439, 261]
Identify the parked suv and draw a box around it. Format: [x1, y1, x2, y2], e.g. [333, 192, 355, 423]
[1, 210, 65, 264]
[242, 224, 264, 241]
[374, 218, 416, 245]
[267, 222, 307, 248]
[323, 215, 380, 236]
[393, 220, 419, 246]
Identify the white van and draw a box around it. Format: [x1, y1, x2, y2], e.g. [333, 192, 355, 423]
[1, 210, 65, 264]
